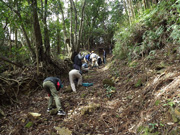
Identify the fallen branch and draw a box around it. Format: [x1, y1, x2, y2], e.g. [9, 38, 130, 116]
[0, 55, 23, 68]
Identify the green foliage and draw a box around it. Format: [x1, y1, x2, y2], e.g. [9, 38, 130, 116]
[149, 123, 158, 130]
[155, 100, 160, 106]
[113, 0, 177, 60]
[146, 50, 156, 60]
[25, 121, 33, 128]
[137, 125, 160, 135]
[128, 60, 138, 68]
[142, 25, 164, 51]
[168, 24, 180, 44]
[135, 79, 142, 87]
[104, 84, 116, 98]
[163, 99, 175, 107]
[113, 25, 138, 59]
[0, 23, 4, 40]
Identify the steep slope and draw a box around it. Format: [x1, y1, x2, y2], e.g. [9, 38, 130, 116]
[1, 46, 180, 135]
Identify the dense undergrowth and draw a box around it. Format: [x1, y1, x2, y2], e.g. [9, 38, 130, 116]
[110, 0, 180, 134]
[113, 0, 180, 61]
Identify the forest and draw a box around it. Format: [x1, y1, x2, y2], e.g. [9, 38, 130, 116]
[1, 0, 180, 134]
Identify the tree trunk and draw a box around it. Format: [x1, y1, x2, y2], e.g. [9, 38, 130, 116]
[142, 0, 146, 9]
[70, 0, 73, 55]
[57, 28, 60, 54]
[58, 0, 71, 56]
[20, 24, 36, 59]
[70, 0, 78, 52]
[124, 0, 131, 25]
[77, 0, 86, 50]
[129, 0, 135, 19]
[43, 0, 51, 61]
[56, 16, 60, 54]
[31, 0, 44, 63]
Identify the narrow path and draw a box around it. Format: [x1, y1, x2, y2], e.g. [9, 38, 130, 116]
[1, 56, 122, 135]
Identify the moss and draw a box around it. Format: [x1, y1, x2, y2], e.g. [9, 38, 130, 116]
[103, 79, 115, 87]
[25, 121, 33, 128]
[50, 108, 58, 115]
[80, 93, 87, 98]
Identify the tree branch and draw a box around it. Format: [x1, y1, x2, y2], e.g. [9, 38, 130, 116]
[0, 55, 23, 68]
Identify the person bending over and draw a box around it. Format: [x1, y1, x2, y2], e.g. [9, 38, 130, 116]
[69, 69, 82, 92]
[43, 77, 66, 115]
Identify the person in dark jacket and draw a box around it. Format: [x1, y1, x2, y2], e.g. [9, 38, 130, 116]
[103, 49, 106, 64]
[43, 77, 66, 115]
[73, 52, 84, 73]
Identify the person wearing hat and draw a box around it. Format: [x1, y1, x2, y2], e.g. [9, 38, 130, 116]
[90, 51, 99, 68]
[73, 52, 84, 73]
[43, 77, 66, 115]
[69, 69, 82, 92]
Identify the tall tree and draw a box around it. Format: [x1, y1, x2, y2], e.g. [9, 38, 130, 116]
[31, 0, 44, 75]
[43, 0, 51, 61]
[57, 0, 71, 56]
[0, 0, 36, 60]
[77, 0, 86, 50]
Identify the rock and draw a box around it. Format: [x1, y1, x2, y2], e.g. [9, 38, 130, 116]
[54, 126, 72, 135]
[0, 108, 5, 118]
[28, 112, 41, 120]
[81, 103, 100, 115]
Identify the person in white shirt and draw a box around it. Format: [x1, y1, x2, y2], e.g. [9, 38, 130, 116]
[90, 51, 98, 68]
[69, 69, 82, 92]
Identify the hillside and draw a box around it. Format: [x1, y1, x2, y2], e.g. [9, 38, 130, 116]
[1, 43, 180, 135]
[1, 1, 180, 134]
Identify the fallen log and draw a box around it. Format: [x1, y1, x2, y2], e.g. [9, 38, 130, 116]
[0, 55, 23, 68]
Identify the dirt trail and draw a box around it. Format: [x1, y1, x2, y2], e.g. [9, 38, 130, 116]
[2, 51, 179, 135]
[1, 56, 126, 135]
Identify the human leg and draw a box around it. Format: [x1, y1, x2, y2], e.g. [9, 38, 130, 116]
[103, 56, 106, 64]
[76, 73, 82, 86]
[69, 70, 77, 92]
[47, 81, 62, 111]
[43, 81, 54, 110]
